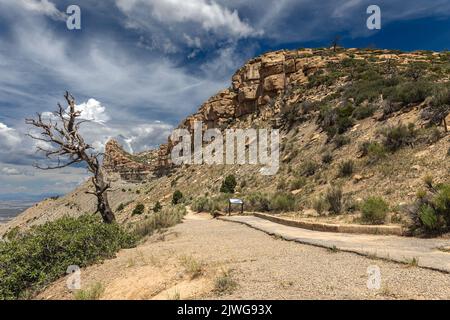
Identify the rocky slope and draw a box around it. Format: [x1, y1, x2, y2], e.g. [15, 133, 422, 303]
[3, 47, 450, 235]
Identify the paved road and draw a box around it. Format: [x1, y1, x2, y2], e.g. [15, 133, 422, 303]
[222, 215, 450, 273]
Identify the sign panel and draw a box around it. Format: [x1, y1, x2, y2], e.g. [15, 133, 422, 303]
[229, 198, 244, 204]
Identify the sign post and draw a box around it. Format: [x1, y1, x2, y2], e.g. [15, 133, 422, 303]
[228, 198, 244, 216]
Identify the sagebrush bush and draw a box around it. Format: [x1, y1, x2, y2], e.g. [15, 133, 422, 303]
[290, 177, 306, 191]
[366, 142, 387, 164]
[270, 193, 297, 212]
[191, 197, 222, 214]
[74, 282, 105, 300]
[322, 152, 333, 164]
[338, 160, 354, 177]
[361, 197, 389, 225]
[312, 196, 328, 215]
[302, 161, 318, 177]
[385, 80, 432, 105]
[0, 215, 136, 299]
[381, 123, 416, 152]
[325, 185, 343, 214]
[353, 104, 376, 120]
[132, 203, 145, 215]
[359, 141, 387, 164]
[214, 270, 237, 295]
[133, 205, 187, 239]
[244, 193, 271, 212]
[334, 135, 350, 148]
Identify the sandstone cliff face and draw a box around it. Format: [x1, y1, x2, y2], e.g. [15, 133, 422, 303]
[103, 140, 154, 181]
[103, 48, 450, 181]
[105, 49, 319, 178]
[155, 49, 329, 164]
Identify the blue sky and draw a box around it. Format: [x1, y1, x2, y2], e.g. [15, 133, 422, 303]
[0, 0, 450, 198]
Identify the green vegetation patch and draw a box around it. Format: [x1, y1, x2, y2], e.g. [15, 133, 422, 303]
[0, 215, 136, 300]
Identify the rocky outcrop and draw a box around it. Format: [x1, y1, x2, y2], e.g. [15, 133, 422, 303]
[103, 49, 338, 179]
[103, 140, 154, 182]
[156, 50, 326, 157]
[104, 48, 448, 182]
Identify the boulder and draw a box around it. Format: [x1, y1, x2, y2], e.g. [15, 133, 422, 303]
[245, 63, 261, 81]
[238, 84, 259, 102]
[260, 52, 285, 77]
[263, 74, 285, 92]
[284, 59, 296, 73]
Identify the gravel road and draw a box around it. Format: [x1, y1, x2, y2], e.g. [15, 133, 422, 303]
[38, 213, 450, 300]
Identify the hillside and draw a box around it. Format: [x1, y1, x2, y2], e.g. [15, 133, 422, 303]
[2, 47, 450, 237]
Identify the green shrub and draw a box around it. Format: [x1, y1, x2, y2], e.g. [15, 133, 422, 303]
[353, 104, 376, 120]
[325, 185, 343, 214]
[220, 175, 237, 194]
[132, 203, 145, 215]
[385, 80, 432, 105]
[322, 152, 333, 164]
[0, 215, 136, 299]
[334, 135, 350, 148]
[74, 282, 105, 300]
[191, 197, 209, 213]
[270, 193, 297, 212]
[302, 161, 318, 177]
[312, 196, 328, 215]
[133, 205, 186, 238]
[366, 142, 387, 164]
[180, 255, 203, 279]
[361, 197, 389, 225]
[191, 197, 222, 214]
[338, 160, 354, 177]
[214, 270, 237, 295]
[244, 193, 271, 212]
[116, 203, 125, 212]
[290, 177, 306, 190]
[277, 180, 287, 191]
[172, 190, 184, 205]
[153, 201, 162, 213]
[359, 141, 371, 157]
[381, 123, 416, 152]
[412, 182, 450, 234]
[419, 204, 439, 231]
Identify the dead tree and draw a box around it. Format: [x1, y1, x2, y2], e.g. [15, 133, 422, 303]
[26, 92, 116, 223]
[331, 35, 341, 52]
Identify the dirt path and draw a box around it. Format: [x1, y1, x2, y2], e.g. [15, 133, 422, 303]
[38, 211, 450, 300]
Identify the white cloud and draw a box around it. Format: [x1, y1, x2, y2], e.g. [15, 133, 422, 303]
[75, 99, 110, 124]
[116, 0, 259, 38]
[14, 0, 65, 20]
[0, 122, 22, 149]
[1, 167, 21, 176]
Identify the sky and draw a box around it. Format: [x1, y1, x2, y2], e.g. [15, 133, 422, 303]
[0, 0, 450, 199]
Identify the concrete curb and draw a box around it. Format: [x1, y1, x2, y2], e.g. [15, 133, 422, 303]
[251, 212, 404, 236]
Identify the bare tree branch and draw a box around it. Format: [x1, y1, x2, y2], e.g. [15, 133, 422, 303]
[26, 92, 116, 223]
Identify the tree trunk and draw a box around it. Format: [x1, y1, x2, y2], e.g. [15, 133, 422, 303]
[96, 191, 115, 224]
[93, 168, 116, 223]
